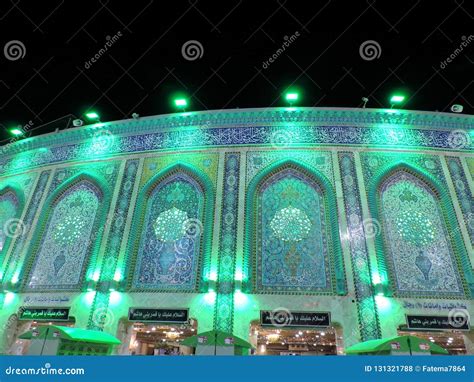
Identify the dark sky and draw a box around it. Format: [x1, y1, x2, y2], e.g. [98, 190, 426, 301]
[0, 1, 473, 143]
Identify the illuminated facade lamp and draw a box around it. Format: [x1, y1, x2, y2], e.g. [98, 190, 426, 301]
[374, 283, 384, 296]
[285, 92, 299, 106]
[174, 98, 188, 112]
[9, 126, 24, 137]
[390, 95, 405, 108]
[84, 111, 100, 122]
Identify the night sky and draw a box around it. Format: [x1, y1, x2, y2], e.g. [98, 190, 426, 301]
[0, 1, 472, 144]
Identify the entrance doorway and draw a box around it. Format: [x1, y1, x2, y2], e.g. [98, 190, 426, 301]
[250, 322, 339, 355]
[128, 320, 197, 355]
[398, 330, 467, 355]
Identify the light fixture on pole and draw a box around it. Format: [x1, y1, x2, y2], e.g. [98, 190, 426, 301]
[84, 111, 100, 122]
[390, 95, 405, 108]
[285, 92, 299, 106]
[8, 126, 24, 137]
[174, 98, 188, 112]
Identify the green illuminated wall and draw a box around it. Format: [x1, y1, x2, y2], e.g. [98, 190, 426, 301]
[0, 107, 472, 354]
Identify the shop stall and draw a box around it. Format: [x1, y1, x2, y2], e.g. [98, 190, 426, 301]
[182, 330, 253, 355]
[19, 325, 121, 355]
[126, 308, 197, 355]
[346, 335, 448, 355]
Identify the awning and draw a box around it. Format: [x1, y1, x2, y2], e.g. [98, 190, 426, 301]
[19, 325, 121, 345]
[346, 335, 448, 355]
[181, 330, 253, 349]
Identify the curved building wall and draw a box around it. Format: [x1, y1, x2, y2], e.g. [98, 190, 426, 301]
[0, 107, 472, 354]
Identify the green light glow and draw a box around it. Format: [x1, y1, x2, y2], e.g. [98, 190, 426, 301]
[113, 270, 122, 282]
[174, 98, 188, 107]
[234, 270, 243, 281]
[90, 271, 100, 282]
[204, 289, 216, 304]
[233, 289, 248, 307]
[109, 291, 122, 305]
[4, 292, 16, 305]
[374, 295, 392, 313]
[390, 95, 405, 103]
[84, 291, 96, 305]
[208, 270, 217, 282]
[85, 111, 100, 120]
[285, 93, 299, 101]
[9, 128, 23, 136]
[11, 273, 19, 284]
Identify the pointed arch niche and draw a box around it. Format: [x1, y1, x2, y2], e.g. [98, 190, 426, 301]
[371, 164, 467, 298]
[0, 186, 23, 256]
[129, 164, 214, 292]
[245, 161, 346, 295]
[25, 176, 105, 291]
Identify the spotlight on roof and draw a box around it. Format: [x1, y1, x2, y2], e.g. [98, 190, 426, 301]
[174, 98, 188, 111]
[361, 97, 369, 108]
[285, 92, 299, 106]
[84, 111, 100, 121]
[9, 126, 24, 137]
[390, 94, 405, 108]
[450, 104, 463, 113]
[132, 113, 140, 119]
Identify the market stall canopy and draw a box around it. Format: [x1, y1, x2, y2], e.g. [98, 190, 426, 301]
[181, 330, 253, 348]
[19, 325, 121, 345]
[346, 335, 448, 355]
